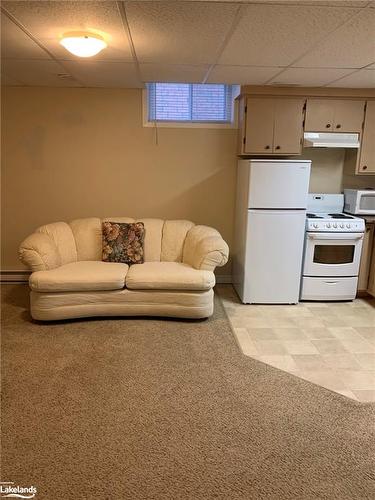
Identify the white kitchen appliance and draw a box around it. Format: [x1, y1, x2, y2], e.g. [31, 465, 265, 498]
[233, 159, 311, 304]
[303, 132, 360, 149]
[344, 189, 375, 215]
[301, 194, 365, 301]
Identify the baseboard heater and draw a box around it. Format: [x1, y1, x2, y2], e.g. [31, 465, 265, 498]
[1, 270, 31, 283]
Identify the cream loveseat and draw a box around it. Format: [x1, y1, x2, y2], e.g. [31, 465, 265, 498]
[19, 218, 229, 321]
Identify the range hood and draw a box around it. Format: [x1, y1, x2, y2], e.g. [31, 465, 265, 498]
[303, 132, 360, 148]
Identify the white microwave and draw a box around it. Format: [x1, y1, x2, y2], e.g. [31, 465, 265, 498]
[344, 189, 375, 215]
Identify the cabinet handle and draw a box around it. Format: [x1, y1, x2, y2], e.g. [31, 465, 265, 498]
[326, 123, 331, 128]
[275, 145, 281, 150]
[265, 145, 270, 149]
[362, 165, 368, 170]
[336, 124, 341, 129]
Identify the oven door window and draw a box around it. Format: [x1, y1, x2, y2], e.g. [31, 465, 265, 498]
[313, 244, 355, 264]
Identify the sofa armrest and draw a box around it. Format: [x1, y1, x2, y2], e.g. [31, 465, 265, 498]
[183, 225, 229, 271]
[19, 233, 61, 272]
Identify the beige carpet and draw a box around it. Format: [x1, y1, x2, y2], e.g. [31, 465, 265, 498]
[2, 285, 375, 500]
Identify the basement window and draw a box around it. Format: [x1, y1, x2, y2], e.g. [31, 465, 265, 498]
[144, 82, 237, 128]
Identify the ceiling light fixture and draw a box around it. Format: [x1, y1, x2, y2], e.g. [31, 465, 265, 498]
[60, 32, 107, 57]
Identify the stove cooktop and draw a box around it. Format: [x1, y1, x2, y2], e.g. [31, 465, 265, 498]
[306, 212, 365, 232]
[306, 212, 355, 220]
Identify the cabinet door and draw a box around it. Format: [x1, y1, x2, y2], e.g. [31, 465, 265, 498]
[237, 97, 247, 155]
[358, 101, 375, 174]
[273, 99, 305, 155]
[358, 224, 374, 291]
[304, 99, 335, 132]
[367, 234, 375, 297]
[244, 98, 274, 154]
[333, 100, 365, 132]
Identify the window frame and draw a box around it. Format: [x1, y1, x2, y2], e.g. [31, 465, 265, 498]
[142, 84, 238, 129]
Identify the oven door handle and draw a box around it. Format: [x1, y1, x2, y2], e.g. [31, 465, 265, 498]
[307, 233, 363, 241]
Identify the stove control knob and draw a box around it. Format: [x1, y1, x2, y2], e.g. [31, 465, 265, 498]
[340, 223, 344, 228]
[326, 223, 331, 228]
[333, 223, 337, 228]
[346, 223, 351, 228]
[313, 223, 318, 228]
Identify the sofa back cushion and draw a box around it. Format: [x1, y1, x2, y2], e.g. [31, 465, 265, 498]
[161, 220, 194, 262]
[67, 218, 197, 263]
[137, 218, 164, 262]
[37, 221, 77, 265]
[70, 218, 102, 261]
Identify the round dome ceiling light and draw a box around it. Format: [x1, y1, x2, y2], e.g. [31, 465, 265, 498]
[60, 32, 107, 57]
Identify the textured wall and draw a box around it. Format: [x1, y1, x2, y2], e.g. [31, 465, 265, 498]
[2, 86, 353, 275]
[1, 87, 237, 274]
[300, 148, 346, 194]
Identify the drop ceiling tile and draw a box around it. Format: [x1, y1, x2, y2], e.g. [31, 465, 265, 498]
[327, 69, 375, 88]
[314, 1, 368, 5]
[219, 4, 358, 66]
[207, 65, 282, 84]
[1, 12, 49, 59]
[1, 59, 81, 86]
[268, 67, 355, 87]
[62, 61, 143, 88]
[189, 1, 369, 5]
[1, 74, 23, 86]
[125, 1, 238, 64]
[296, 8, 375, 68]
[140, 63, 208, 83]
[2, 1, 133, 62]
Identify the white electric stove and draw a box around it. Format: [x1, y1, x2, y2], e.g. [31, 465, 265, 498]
[301, 194, 365, 301]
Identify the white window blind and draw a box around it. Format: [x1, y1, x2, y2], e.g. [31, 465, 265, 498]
[147, 83, 234, 123]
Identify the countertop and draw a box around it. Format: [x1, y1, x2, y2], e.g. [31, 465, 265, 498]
[360, 216, 375, 224]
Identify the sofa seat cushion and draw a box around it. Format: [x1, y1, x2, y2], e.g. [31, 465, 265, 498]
[125, 262, 215, 291]
[29, 261, 128, 292]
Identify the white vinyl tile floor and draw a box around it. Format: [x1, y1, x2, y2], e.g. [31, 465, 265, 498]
[216, 285, 375, 403]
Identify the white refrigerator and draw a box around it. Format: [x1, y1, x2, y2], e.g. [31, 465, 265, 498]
[233, 159, 311, 304]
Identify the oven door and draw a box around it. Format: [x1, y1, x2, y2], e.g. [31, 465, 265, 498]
[303, 232, 364, 277]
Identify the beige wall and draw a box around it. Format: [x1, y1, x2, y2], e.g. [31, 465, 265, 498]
[300, 148, 346, 194]
[3, 86, 371, 276]
[1, 87, 237, 274]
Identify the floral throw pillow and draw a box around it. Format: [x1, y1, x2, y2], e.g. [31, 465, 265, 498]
[102, 222, 145, 265]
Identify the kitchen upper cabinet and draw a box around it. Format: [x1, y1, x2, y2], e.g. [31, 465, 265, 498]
[242, 97, 305, 156]
[304, 99, 335, 132]
[273, 99, 305, 155]
[305, 98, 365, 133]
[357, 101, 375, 174]
[244, 98, 274, 154]
[334, 100, 366, 132]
